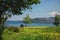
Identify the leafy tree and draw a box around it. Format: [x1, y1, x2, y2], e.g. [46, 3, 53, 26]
[0, 0, 40, 40]
[54, 14, 60, 26]
[23, 14, 32, 26]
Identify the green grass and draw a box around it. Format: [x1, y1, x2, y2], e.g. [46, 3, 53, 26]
[3, 26, 60, 40]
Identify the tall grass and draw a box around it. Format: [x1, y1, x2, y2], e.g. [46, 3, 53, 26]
[2, 26, 60, 40]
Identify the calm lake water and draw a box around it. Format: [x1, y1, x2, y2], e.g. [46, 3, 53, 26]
[5, 21, 55, 27]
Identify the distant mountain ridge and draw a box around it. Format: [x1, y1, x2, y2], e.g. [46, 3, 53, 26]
[31, 17, 55, 23]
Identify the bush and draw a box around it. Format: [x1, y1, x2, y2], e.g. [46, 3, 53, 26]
[20, 24, 24, 28]
[8, 27, 19, 32]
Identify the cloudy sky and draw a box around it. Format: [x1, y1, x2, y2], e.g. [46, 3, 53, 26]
[7, 0, 60, 21]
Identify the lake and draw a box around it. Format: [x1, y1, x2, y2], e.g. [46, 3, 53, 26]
[5, 21, 55, 27]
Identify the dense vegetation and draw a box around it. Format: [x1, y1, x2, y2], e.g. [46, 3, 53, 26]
[3, 26, 60, 40]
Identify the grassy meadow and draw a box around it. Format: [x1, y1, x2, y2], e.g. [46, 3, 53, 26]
[3, 26, 60, 40]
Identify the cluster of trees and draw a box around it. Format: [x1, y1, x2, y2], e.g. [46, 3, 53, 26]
[54, 14, 60, 26]
[0, 0, 40, 40]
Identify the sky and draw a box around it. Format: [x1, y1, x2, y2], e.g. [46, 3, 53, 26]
[7, 0, 60, 21]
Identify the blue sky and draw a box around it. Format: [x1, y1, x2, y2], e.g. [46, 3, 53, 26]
[7, 0, 60, 21]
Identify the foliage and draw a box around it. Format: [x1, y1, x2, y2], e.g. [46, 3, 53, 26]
[23, 14, 32, 26]
[0, 0, 40, 40]
[0, 0, 40, 24]
[0, 0, 40, 14]
[3, 26, 60, 40]
[0, 0, 40, 26]
[7, 27, 19, 32]
[54, 14, 60, 26]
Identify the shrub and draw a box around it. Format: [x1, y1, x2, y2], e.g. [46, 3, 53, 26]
[8, 27, 19, 32]
[20, 24, 24, 28]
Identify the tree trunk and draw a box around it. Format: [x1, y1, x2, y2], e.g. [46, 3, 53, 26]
[0, 15, 3, 40]
[0, 15, 5, 40]
[0, 26, 3, 40]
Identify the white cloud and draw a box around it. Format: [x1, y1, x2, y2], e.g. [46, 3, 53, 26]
[49, 11, 60, 17]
